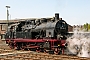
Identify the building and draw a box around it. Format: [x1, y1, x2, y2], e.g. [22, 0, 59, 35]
[0, 20, 18, 40]
[68, 24, 73, 32]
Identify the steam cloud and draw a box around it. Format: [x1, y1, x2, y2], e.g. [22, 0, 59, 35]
[66, 28, 90, 57]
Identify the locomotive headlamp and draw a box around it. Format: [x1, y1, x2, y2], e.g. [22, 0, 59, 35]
[58, 44, 60, 46]
[46, 42, 47, 43]
[37, 48, 39, 49]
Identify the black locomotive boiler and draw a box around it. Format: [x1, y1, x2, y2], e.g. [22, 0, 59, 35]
[5, 13, 68, 54]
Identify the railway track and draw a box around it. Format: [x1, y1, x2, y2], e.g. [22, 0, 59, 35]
[0, 49, 90, 60]
[0, 40, 90, 60]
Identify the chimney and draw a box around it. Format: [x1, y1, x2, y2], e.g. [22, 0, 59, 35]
[55, 13, 59, 20]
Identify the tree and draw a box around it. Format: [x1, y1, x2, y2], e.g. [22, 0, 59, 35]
[83, 23, 90, 31]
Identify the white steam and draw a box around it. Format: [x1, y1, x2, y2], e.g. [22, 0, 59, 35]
[66, 28, 90, 57]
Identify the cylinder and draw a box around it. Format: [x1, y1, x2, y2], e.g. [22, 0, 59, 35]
[55, 13, 59, 20]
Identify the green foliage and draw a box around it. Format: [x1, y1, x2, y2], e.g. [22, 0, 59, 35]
[83, 23, 90, 31]
[88, 24, 90, 30]
[84, 24, 86, 29]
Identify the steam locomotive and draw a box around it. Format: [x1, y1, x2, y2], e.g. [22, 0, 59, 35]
[5, 13, 68, 54]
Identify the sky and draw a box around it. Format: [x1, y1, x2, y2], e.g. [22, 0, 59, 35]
[0, 0, 90, 25]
